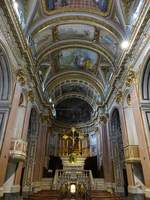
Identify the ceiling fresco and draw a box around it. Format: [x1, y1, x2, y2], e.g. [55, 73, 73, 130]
[53, 48, 98, 70]
[11, 0, 147, 125]
[99, 30, 120, 56]
[42, 0, 111, 14]
[57, 24, 95, 41]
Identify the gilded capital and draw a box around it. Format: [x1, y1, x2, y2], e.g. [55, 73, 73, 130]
[125, 70, 136, 87]
[40, 114, 49, 124]
[115, 91, 123, 104]
[16, 69, 26, 85]
[99, 114, 108, 123]
[27, 90, 34, 102]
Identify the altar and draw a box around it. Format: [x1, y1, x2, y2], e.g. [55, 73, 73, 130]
[61, 156, 86, 170]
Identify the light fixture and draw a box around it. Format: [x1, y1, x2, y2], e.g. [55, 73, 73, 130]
[49, 98, 52, 103]
[121, 40, 129, 49]
[12, 0, 18, 11]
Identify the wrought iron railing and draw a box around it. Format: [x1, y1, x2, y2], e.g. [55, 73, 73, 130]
[53, 169, 94, 199]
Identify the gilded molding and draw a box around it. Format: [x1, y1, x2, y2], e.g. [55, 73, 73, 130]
[124, 145, 140, 163]
[16, 69, 26, 85]
[115, 91, 124, 104]
[27, 90, 34, 102]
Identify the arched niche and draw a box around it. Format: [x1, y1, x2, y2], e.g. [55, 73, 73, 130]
[0, 48, 11, 101]
[109, 109, 127, 194]
[0, 45, 12, 148]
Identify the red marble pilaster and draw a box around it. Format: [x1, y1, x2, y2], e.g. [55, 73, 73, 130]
[131, 85, 150, 187]
[0, 82, 22, 186]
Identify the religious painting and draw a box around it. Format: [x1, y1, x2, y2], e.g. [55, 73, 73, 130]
[33, 27, 53, 52]
[57, 24, 95, 41]
[53, 48, 98, 70]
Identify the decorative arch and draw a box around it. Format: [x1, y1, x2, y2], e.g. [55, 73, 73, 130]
[28, 108, 39, 136]
[109, 108, 127, 194]
[0, 43, 12, 148]
[142, 57, 150, 100]
[0, 45, 12, 101]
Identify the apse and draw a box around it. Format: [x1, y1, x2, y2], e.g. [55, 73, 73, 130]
[55, 98, 93, 123]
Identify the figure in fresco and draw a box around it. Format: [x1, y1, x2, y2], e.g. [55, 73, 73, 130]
[45, 0, 55, 10]
[61, 0, 68, 6]
[96, 0, 109, 12]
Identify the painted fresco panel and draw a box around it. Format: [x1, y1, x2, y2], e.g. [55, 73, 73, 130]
[57, 24, 95, 40]
[54, 48, 98, 69]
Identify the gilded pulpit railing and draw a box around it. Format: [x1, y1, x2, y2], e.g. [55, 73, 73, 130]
[124, 145, 140, 163]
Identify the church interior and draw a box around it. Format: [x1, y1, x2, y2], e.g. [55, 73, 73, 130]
[0, 0, 150, 199]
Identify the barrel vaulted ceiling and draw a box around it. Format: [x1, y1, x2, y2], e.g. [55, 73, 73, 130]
[10, 0, 147, 125]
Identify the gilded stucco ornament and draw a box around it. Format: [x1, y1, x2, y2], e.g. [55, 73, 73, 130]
[115, 91, 123, 104]
[126, 94, 131, 106]
[16, 69, 26, 85]
[40, 114, 50, 123]
[27, 90, 34, 102]
[125, 70, 136, 87]
[99, 114, 108, 123]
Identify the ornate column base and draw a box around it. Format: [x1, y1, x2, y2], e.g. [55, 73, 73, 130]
[11, 185, 20, 193]
[23, 185, 31, 193]
[105, 182, 113, 193]
[0, 187, 3, 197]
[145, 188, 150, 198]
[32, 182, 41, 193]
[128, 185, 144, 194]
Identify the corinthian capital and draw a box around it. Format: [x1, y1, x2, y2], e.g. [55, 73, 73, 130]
[16, 69, 26, 85]
[125, 70, 136, 87]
